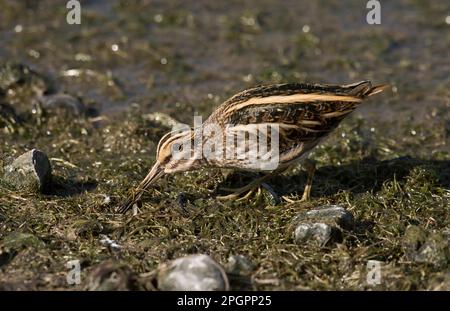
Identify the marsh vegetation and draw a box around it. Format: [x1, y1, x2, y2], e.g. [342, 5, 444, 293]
[0, 0, 449, 290]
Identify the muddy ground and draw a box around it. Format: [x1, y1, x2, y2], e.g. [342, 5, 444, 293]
[0, 0, 449, 290]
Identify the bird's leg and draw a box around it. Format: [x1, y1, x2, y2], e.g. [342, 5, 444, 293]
[300, 159, 316, 202]
[217, 175, 271, 200]
[217, 167, 286, 200]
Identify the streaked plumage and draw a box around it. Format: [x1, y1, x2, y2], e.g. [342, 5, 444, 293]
[118, 80, 387, 213]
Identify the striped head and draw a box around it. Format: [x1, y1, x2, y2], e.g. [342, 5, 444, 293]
[155, 129, 203, 173]
[133, 129, 204, 194]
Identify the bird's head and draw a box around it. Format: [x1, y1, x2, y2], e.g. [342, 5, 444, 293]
[136, 129, 202, 191]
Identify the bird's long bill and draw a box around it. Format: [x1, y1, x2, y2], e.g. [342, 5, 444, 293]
[136, 162, 164, 193]
[116, 162, 164, 213]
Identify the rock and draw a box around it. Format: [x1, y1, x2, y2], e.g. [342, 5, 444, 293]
[224, 255, 255, 276]
[413, 233, 449, 267]
[142, 112, 181, 129]
[291, 205, 353, 246]
[156, 254, 229, 291]
[85, 261, 140, 291]
[402, 225, 449, 267]
[3, 149, 52, 192]
[294, 223, 337, 246]
[292, 205, 354, 230]
[37, 93, 86, 116]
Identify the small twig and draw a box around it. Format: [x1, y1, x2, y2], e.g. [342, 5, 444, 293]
[7, 194, 28, 201]
[50, 158, 78, 169]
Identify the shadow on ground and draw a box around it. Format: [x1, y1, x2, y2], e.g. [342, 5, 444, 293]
[46, 175, 98, 197]
[219, 156, 450, 199]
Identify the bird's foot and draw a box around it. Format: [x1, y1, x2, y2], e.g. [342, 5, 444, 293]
[216, 186, 257, 201]
[217, 167, 287, 201]
[299, 191, 310, 202]
[281, 191, 310, 203]
[217, 173, 271, 201]
[216, 183, 281, 204]
[281, 159, 316, 203]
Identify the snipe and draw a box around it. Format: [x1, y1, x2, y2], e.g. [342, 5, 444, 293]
[117, 80, 387, 213]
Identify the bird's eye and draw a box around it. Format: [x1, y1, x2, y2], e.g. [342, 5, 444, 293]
[175, 143, 183, 152]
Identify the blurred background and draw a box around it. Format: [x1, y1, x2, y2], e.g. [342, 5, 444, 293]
[0, 0, 448, 140]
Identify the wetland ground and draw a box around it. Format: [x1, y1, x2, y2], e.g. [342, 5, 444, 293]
[0, 0, 449, 290]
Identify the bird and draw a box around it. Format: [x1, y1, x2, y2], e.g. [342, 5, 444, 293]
[117, 80, 388, 213]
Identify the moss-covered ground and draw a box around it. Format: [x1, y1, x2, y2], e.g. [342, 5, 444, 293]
[0, 0, 448, 290]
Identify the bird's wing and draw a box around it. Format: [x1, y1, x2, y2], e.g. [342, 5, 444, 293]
[204, 81, 386, 167]
[218, 81, 383, 109]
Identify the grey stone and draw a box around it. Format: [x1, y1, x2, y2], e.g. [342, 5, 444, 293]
[292, 205, 354, 230]
[157, 254, 229, 291]
[413, 235, 448, 267]
[224, 255, 255, 276]
[38, 94, 85, 116]
[294, 223, 335, 246]
[3, 149, 52, 192]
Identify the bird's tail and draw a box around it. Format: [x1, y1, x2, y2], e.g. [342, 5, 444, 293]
[364, 83, 390, 97]
[346, 81, 390, 98]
